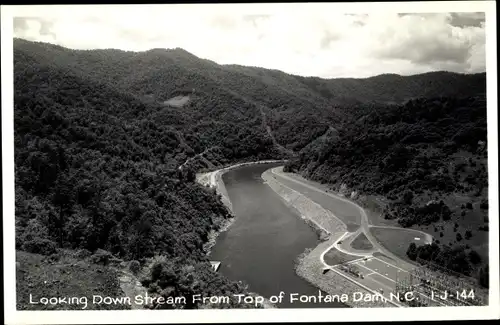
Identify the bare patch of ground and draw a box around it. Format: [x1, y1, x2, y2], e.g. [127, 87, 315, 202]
[163, 96, 190, 107]
[116, 270, 148, 310]
[16, 250, 129, 310]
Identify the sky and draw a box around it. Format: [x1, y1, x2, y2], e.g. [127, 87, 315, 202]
[9, 3, 488, 78]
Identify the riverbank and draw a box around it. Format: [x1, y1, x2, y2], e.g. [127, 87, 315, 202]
[262, 168, 347, 236]
[197, 160, 287, 309]
[197, 160, 287, 255]
[197, 160, 287, 210]
[262, 168, 394, 308]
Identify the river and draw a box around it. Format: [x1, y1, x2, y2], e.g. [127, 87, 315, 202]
[208, 163, 346, 308]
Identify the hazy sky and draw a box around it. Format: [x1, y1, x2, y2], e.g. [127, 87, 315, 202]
[10, 4, 488, 78]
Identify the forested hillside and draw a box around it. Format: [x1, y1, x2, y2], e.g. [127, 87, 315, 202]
[14, 38, 486, 154]
[285, 95, 489, 286]
[297, 72, 486, 105]
[14, 41, 278, 309]
[13, 38, 488, 308]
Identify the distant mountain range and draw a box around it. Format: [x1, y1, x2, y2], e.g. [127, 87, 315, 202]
[14, 38, 486, 155]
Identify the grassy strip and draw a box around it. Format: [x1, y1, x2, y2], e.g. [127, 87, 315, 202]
[351, 233, 374, 250]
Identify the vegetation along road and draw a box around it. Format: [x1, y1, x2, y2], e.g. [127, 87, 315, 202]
[269, 166, 430, 270]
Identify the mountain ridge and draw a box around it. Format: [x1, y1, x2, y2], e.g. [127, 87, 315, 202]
[14, 38, 485, 81]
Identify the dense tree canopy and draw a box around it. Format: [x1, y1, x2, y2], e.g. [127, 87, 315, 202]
[286, 96, 487, 228]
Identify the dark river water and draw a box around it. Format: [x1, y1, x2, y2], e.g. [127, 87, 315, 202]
[209, 163, 346, 308]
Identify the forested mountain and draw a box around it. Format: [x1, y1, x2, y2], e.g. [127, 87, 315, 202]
[285, 95, 489, 285]
[13, 38, 488, 308]
[14, 38, 486, 154]
[287, 96, 487, 207]
[298, 71, 486, 105]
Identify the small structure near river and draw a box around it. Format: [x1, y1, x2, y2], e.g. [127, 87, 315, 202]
[210, 261, 221, 272]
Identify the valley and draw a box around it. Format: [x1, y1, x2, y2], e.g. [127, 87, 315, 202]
[12, 39, 489, 310]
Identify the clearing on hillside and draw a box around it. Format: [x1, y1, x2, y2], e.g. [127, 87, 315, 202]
[16, 251, 129, 310]
[163, 95, 190, 107]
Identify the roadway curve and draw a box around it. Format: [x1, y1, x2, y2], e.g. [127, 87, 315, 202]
[270, 166, 429, 271]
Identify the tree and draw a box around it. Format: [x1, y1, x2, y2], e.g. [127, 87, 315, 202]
[20, 219, 58, 255]
[403, 190, 414, 205]
[479, 265, 489, 288]
[406, 243, 418, 260]
[51, 173, 75, 247]
[468, 250, 481, 265]
[129, 260, 141, 274]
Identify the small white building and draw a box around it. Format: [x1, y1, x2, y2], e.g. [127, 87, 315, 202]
[210, 261, 221, 272]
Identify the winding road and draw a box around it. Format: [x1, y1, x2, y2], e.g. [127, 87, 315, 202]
[269, 166, 431, 271]
[178, 146, 217, 171]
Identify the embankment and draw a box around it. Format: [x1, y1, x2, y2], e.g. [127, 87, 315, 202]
[196, 160, 287, 213]
[262, 168, 347, 236]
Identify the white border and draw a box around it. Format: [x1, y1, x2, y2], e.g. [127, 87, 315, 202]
[0, 2, 498, 15]
[2, 2, 499, 324]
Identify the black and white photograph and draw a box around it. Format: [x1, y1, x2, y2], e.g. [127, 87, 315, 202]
[2, 2, 498, 324]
